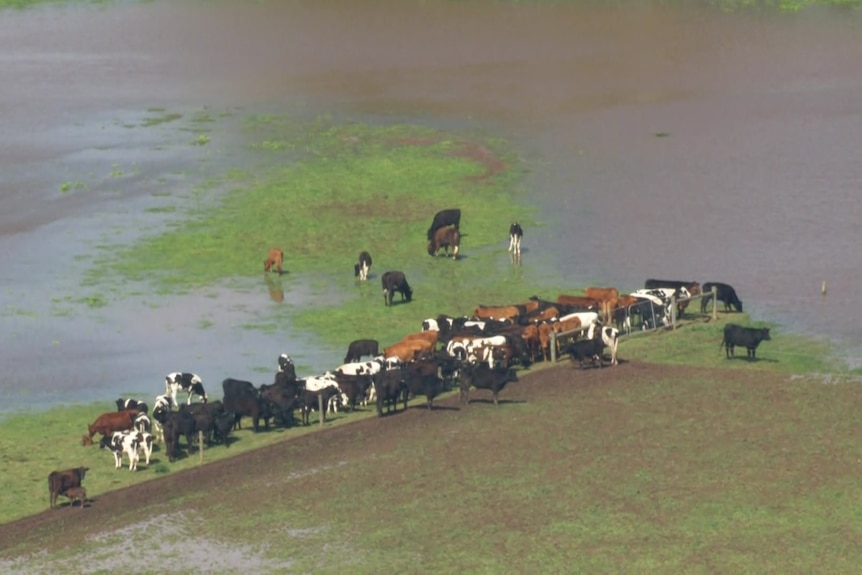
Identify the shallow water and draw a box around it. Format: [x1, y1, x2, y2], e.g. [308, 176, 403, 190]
[2, 0, 861, 417]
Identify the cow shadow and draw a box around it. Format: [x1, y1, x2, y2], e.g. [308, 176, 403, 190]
[407, 404, 461, 412]
[726, 356, 777, 363]
[462, 398, 525, 406]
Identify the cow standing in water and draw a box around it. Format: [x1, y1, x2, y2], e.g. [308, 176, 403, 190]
[508, 222, 523, 254]
[263, 247, 284, 274]
[354, 251, 372, 281]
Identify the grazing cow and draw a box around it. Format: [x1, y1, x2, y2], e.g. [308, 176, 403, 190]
[428, 226, 461, 259]
[702, 282, 744, 313]
[382, 270, 413, 307]
[62, 486, 87, 510]
[508, 222, 523, 254]
[354, 250, 372, 281]
[165, 372, 208, 406]
[460, 364, 519, 405]
[264, 247, 284, 274]
[722, 323, 771, 360]
[48, 467, 88, 510]
[344, 339, 380, 363]
[426, 208, 461, 241]
[115, 398, 149, 414]
[100, 431, 141, 471]
[82, 410, 138, 446]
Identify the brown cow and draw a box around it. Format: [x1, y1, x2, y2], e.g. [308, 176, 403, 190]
[585, 287, 619, 323]
[82, 410, 137, 446]
[473, 304, 523, 321]
[427, 226, 461, 259]
[263, 247, 284, 274]
[400, 330, 439, 351]
[526, 306, 559, 324]
[608, 295, 641, 331]
[48, 467, 88, 509]
[384, 339, 433, 362]
[537, 322, 554, 361]
[556, 294, 601, 310]
[63, 486, 87, 510]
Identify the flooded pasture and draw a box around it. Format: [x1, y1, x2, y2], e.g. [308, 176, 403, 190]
[2, 0, 862, 417]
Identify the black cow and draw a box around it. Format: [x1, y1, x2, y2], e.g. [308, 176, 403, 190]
[373, 369, 408, 417]
[160, 410, 196, 462]
[508, 222, 523, 254]
[426, 208, 461, 241]
[222, 377, 258, 400]
[722, 323, 771, 360]
[566, 336, 605, 369]
[277, 354, 297, 383]
[179, 401, 225, 447]
[354, 251, 372, 281]
[259, 384, 299, 427]
[382, 270, 413, 307]
[460, 364, 519, 406]
[344, 339, 380, 363]
[212, 411, 236, 445]
[403, 370, 446, 410]
[701, 282, 743, 313]
[223, 393, 276, 432]
[48, 467, 89, 509]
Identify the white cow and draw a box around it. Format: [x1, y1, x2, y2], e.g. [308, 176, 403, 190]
[165, 372, 208, 406]
[101, 431, 141, 471]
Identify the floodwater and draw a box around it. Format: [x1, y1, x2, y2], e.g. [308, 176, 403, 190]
[2, 0, 862, 416]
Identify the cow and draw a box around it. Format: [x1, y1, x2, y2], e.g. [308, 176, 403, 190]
[508, 222, 523, 254]
[48, 467, 88, 510]
[460, 364, 519, 406]
[402, 370, 446, 410]
[298, 386, 342, 425]
[82, 410, 138, 446]
[264, 247, 284, 274]
[180, 401, 226, 447]
[555, 294, 601, 312]
[259, 385, 299, 427]
[722, 323, 770, 360]
[354, 250, 372, 281]
[472, 304, 524, 321]
[330, 371, 374, 412]
[428, 226, 461, 259]
[373, 369, 408, 417]
[702, 282, 744, 313]
[426, 208, 461, 241]
[382, 270, 413, 307]
[165, 372, 208, 406]
[133, 412, 152, 434]
[585, 287, 619, 323]
[587, 321, 621, 366]
[277, 354, 297, 384]
[160, 410, 197, 462]
[384, 339, 432, 363]
[100, 431, 141, 471]
[566, 334, 605, 369]
[62, 486, 87, 510]
[644, 279, 701, 316]
[222, 379, 274, 432]
[115, 398, 149, 414]
[344, 339, 380, 363]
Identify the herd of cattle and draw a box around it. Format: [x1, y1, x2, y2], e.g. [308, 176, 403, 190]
[47, 210, 769, 509]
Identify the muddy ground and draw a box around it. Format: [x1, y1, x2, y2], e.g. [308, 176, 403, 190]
[0, 359, 753, 553]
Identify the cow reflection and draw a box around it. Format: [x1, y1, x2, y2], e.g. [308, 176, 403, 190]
[264, 274, 284, 303]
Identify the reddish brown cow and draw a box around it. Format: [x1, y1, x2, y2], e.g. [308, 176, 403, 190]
[585, 287, 620, 323]
[263, 247, 284, 274]
[556, 294, 601, 310]
[384, 339, 433, 362]
[48, 466, 88, 509]
[473, 305, 523, 321]
[401, 330, 439, 350]
[82, 410, 137, 446]
[537, 322, 554, 361]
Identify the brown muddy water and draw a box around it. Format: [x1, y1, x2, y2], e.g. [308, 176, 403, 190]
[2, 1, 862, 417]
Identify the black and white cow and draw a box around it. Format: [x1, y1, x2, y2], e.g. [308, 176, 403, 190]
[722, 323, 771, 360]
[354, 251, 372, 281]
[100, 431, 141, 471]
[587, 322, 621, 366]
[151, 394, 173, 442]
[426, 208, 461, 241]
[115, 398, 149, 414]
[508, 222, 523, 254]
[165, 372, 208, 406]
